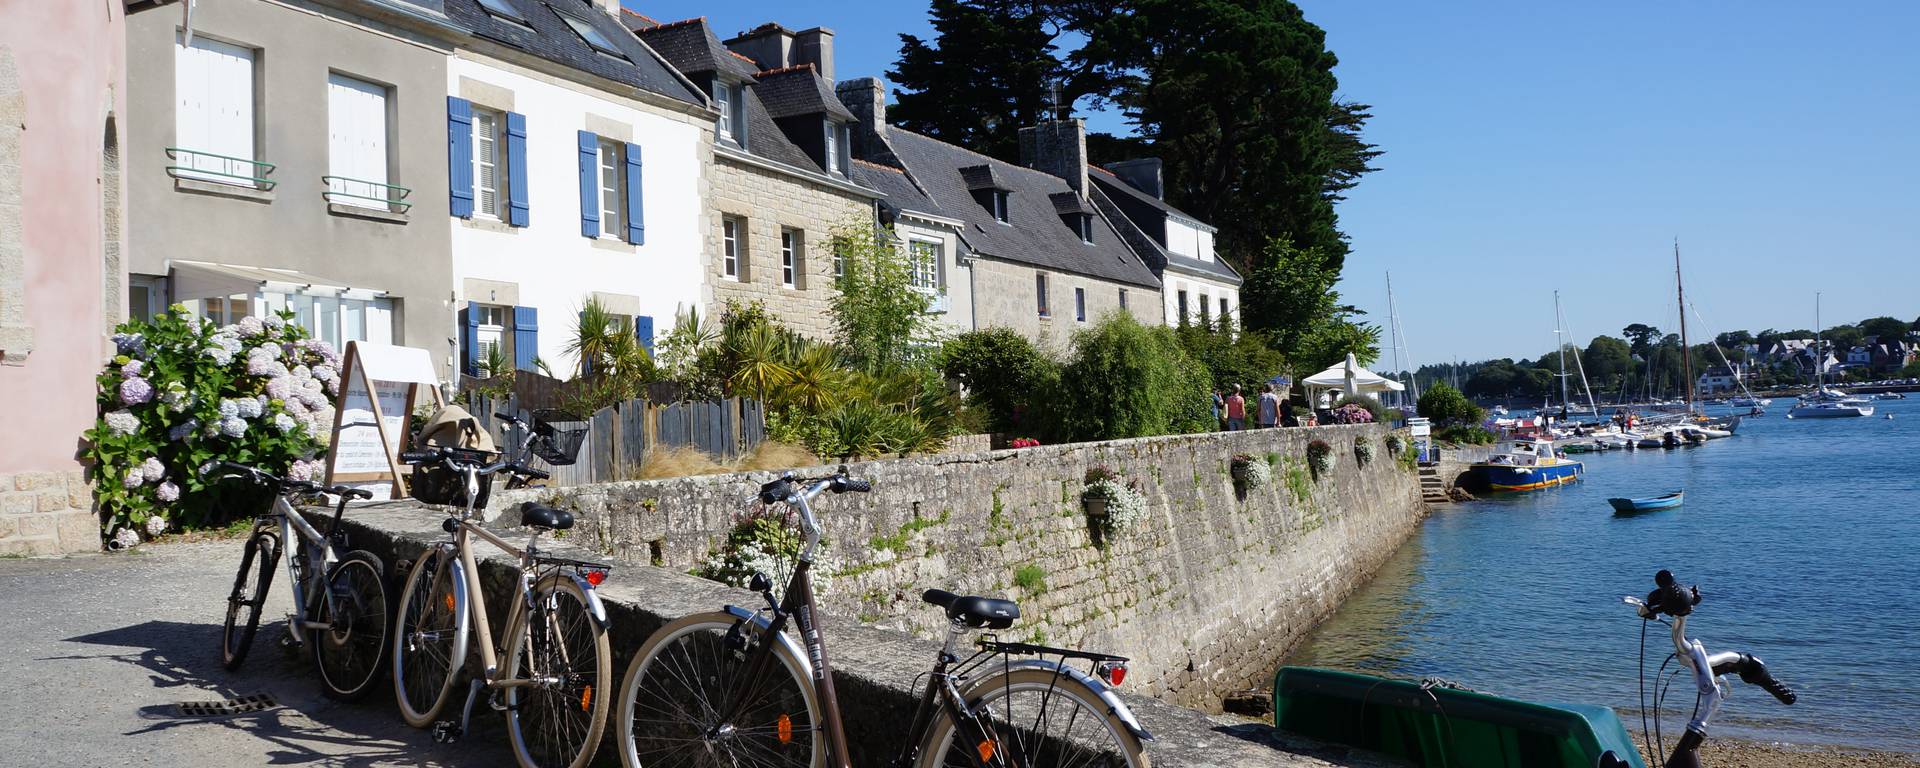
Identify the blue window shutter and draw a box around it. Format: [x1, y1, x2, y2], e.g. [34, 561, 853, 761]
[447, 97, 474, 219]
[505, 111, 530, 227]
[460, 301, 479, 376]
[635, 315, 654, 359]
[511, 305, 538, 371]
[623, 142, 645, 245]
[577, 130, 600, 238]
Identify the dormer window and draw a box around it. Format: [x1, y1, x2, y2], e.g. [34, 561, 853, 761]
[990, 191, 1009, 223]
[713, 79, 744, 148]
[961, 164, 1012, 223]
[1075, 213, 1094, 243]
[823, 120, 848, 176]
[1049, 192, 1094, 240]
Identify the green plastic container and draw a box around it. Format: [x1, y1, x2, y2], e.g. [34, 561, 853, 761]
[1272, 667, 1645, 768]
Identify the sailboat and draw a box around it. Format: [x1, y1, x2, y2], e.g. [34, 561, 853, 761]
[1789, 293, 1873, 419]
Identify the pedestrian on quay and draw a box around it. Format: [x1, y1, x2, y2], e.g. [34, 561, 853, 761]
[1212, 389, 1226, 431]
[1280, 396, 1297, 427]
[1257, 383, 1280, 428]
[1226, 385, 1247, 431]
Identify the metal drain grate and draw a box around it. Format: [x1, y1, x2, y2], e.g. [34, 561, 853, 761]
[173, 693, 279, 717]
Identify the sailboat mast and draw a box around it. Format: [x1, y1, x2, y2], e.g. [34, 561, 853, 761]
[1815, 292, 1823, 387]
[1554, 291, 1571, 414]
[1676, 240, 1695, 409]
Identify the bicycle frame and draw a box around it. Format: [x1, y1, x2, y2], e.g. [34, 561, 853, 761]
[263, 492, 348, 646]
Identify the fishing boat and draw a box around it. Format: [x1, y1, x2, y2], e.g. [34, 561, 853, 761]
[1273, 667, 1645, 768]
[1470, 436, 1584, 491]
[1608, 491, 1684, 514]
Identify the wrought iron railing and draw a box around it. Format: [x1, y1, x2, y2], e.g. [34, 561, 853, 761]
[321, 175, 412, 212]
[164, 147, 276, 190]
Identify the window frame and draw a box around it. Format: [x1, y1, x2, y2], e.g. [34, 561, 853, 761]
[475, 0, 529, 24]
[1035, 272, 1050, 318]
[474, 303, 512, 375]
[780, 228, 802, 289]
[1219, 296, 1230, 320]
[1177, 289, 1189, 322]
[555, 11, 629, 61]
[823, 120, 843, 175]
[722, 215, 744, 280]
[1075, 287, 1087, 322]
[173, 34, 259, 187]
[1077, 213, 1094, 244]
[471, 106, 507, 220]
[992, 190, 1010, 223]
[1118, 288, 1129, 311]
[906, 238, 941, 292]
[325, 72, 391, 210]
[595, 137, 625, 239]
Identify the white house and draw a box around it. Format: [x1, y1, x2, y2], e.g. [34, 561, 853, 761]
[442, 0, 713, 377]
[1087, 160, 1242, 328]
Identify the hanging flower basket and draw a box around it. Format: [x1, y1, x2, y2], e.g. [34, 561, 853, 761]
[1354, 437, 1376, 466]
[1231, 453, 1271, 492]
[1307, 439, 1335, 477]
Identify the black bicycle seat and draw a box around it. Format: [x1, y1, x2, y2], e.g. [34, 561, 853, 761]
[519, 502, 574, 531]
[922, 589, 1019, 630]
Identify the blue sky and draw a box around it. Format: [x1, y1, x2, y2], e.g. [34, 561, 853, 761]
[625, 1, 1919, 364]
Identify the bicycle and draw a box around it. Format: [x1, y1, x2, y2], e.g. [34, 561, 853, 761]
[409, 409, 587, 508]
[390, 445, 613, 768]
[613, 469, 1154, 768]
[211, 462, 389, 701]
[1621, 569, 1797, 768]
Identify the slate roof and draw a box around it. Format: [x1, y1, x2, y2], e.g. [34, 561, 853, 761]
[442, 0, 705, 106]
[852, 160, 946, 219]
[886, 129, 1160, 288]
[1087, 166, 1240, 284]
[737, 89, 819, 170]
[753, 65, 856, 121]
[625, 15, 761, 80]
[1049, 191, 1094, 216]
[958, 164, 1007, 191]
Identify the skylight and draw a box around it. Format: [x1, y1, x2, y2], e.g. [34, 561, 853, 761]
[475, 0, 527, 24]
[555, 11, 628, 60]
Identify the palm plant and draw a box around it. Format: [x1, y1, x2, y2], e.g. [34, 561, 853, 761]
[726, 322, 795, 404]
[780, 343, 849, 413]
[568, 299, 623, 380]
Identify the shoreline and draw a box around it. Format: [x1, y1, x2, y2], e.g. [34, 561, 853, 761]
[1635, 735, 1920, 768]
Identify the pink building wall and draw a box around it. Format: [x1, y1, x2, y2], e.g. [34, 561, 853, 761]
[0, 0, 128, 553]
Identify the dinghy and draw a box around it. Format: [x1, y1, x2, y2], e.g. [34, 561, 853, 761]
[1608, 491, 1684, 514]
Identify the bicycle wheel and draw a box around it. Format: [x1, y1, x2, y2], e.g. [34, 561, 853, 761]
[392, 547, 467, 727]
[616, 611, 823, 768]
[914, 667, 1149, 768]
[221, 529, 279, 670]
[311, 550, 390, 700]
[502, 574, 612, 768]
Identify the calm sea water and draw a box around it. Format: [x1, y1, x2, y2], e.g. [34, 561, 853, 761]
[1287, 398, 1920, 752]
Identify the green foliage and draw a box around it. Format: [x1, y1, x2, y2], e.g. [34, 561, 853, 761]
[85, 307, 336, 539]
[1436, 424, 1496, 445]
[829, 218, 940, 373]
[567, 297, 656, 410]
[1305, 439, 1334, 476]
[1174, 315, 1287, 393]
[1416, 382, 1483, 425]
[1056, 314, 1213, 441]
[694, 508, 805, 589]
[1901, 360, 1920, 379]
[1239, 236, 1379, 372]
[1013, 563, 1047, 593]
[888, 0, 1066, 163]
[939, 328, 1059, 434]
[1283, 459, 1311, 505]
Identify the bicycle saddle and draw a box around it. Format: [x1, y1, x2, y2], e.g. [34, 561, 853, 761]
[518, 502, 575, 531]
[922, 589, 1019, 630]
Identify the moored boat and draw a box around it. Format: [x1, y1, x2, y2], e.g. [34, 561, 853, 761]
[1470, 437, 1584, 491]
[1789, 400, 1874, 418]
[1608, 491, 1684, 514]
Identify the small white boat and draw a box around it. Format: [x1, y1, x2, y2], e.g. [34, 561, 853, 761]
[1730, 396, 1772, 407]
[1789, 399, 1874, 418]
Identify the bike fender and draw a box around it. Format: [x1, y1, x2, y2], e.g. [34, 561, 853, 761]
[723, 604, 816, 683]
[989, 658, 1155, 741]
[433, 546, 473, 682]
[554, 571, 610, 628]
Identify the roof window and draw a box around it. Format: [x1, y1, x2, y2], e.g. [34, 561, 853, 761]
[556, 11, 629, 60]
[476, 0, 528, 24]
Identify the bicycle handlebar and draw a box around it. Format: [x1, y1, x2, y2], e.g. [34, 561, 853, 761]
[755, 470, 871, 505]
[204, 461, 371, 500]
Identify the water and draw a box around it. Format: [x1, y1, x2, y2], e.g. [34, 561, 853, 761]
[1288, 398, 1920, 752]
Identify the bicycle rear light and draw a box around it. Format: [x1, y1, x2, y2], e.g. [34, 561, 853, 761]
[1097, 660, 1128, 686]
[582, 567, 608, 586]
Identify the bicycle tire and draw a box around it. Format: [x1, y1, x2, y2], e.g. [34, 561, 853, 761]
[311, 550, 391, 701]
[221, 529, 279, 671]
[391, 546, 467, 727]
[615, 611, 823, 768]
[913, 667, 1150, 768]
[502, 574, 611, 768]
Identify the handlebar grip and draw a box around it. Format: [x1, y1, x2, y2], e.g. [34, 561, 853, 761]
[398, 449, 439, 465]
[518, 466, 550, 480]
[1736, 654, 1797, 705]
[334, 487, 374, 500]
[493, 412, 519, 423]
[835, 477, 872, 494]
[757, 478, 793, 504]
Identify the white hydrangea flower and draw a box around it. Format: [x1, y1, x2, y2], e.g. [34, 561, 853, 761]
[122, 470, 145, 490]
[140, 456, 167, 483]
[234, 397, 263, 419]
[145, 515, 169, 536]
[217, 399, 241, 419]
[155, 481, 181, 502]
[236, 316, 265, 337]
[273, 413, 297, 433]
[104, 410, 140, 436]
[219, 416, 248, 438]
[112, 527, 141, 550]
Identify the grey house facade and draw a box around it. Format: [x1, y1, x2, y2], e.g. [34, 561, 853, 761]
[124, 0, 460, 375]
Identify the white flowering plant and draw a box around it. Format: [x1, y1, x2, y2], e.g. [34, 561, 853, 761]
[83, 306, 338, 541]
[1084, 476, 1149, 538]
[1231, 453, 1273, 490]
[1354, 437, 1377, 465]
[694, 504, 834, 595]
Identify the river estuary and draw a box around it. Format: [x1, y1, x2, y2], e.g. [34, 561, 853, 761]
[1288, 397, 1920, 752]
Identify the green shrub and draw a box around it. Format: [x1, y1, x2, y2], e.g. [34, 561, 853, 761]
[1013, 563, 1047, 593]
[1056, 314, 1213, 441]
[1436, 424, 1497, 445]
[939, 328, 1059, 435]
[1417, 382, 1484, 425]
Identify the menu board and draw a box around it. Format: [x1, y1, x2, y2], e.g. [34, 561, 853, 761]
[324, 342, 442, 499]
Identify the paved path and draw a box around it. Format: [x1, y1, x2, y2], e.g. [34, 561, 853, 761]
[0, 541, 521, 767]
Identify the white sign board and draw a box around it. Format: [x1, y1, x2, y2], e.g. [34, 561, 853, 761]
[324, 341, 443, 499]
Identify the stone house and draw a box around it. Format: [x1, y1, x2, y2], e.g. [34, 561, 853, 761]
[626, 16, 879, 339]
[442, 0, 712, 378]
[1088, 159, 1242, 328]
[0, 0, 127, 554]
[123, 0, 460, 376]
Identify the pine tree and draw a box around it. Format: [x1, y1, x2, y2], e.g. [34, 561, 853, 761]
[888, 0, 1066, 162]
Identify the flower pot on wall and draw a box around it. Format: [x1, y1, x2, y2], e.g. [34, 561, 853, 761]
[1082, 495, 1110, 519]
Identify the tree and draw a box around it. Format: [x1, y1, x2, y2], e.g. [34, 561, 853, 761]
[1622, 324, 1663, 358]
[1859, 316, 1910, 343]
[1417, 382, 1483, 425]
[1714, 330, 1754, 348]
[888, 0, 1068, 162]
[1823, 324, 1864, 351]
[940, 328, 1059, 434]
[1582, 336, 1634, 386]
[828, 219, 939, 373]
[1175, 315, 1287, 393]
[1056, 313, 1212, 440]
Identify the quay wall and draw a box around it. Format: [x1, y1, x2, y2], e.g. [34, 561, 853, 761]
[500, 423, 1427, 709]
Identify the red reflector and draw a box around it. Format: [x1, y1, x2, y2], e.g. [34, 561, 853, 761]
[584, 570, 607, 586]
[1099, 662, 1127, 686]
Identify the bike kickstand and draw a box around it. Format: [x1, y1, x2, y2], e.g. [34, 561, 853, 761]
[432, 678, 486, 744]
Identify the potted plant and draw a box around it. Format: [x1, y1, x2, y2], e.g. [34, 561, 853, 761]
[1230, 453, 1272, 492]
[1082, 465, 1118, 518]
[1354, 436, 1376, 466]
[1306, 439, 1334, 477]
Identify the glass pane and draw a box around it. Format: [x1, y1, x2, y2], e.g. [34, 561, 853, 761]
[342, 299, 365, 342]
[316, 297, 341, 349]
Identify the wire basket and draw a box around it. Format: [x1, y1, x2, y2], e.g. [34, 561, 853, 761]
[527, 409, 589, 466]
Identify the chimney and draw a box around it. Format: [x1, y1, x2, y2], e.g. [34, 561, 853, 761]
[588, 0, 620, 17]
[724, 23, 796, 71]
[1018, 118, 1088, 197]
[835, 77, 896, 165]
[1103, 158, 1164, 200]
[794, 27, 835, 81]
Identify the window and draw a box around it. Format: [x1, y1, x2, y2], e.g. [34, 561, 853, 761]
[173, 34, 256, 185]
[1177, 289, 1189, 322]
[1118, 288, 1129, 310]
[833, 246, 845, 279]
[1199, 294, 1211, 324]
[908, 239, 940, 291]
[326, 74, 389, 209]
[1075, 287, 1086, 322]
[472, 107, 506, 218]
[1036, 272, 1050, 317]
[714, 80, 738, 143]
[1076, 213, 1094, 243]
[723, 216, 744, 279]
[474, 304, 511, 375]
[475, 0, 528, 24]
[823, 120, 842, 175]
[1219, 296, 1229, 320]
[596, 138, 624, 238]
[991, 190, 1010, 223]
[556, 11, 628, 60]
[780, 229, 802, 288]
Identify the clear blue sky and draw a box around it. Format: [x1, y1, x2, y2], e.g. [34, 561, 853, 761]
[625, 1, 1920, 365]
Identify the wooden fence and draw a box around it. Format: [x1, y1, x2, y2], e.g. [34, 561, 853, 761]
[459, 375, 765, 487]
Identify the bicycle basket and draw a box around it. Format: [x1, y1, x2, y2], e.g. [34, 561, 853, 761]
[527, 409, 589, 466]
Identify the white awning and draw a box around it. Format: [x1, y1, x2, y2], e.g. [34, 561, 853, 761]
[169, 260, 389, 301]
[1302, 353, 1406, 397]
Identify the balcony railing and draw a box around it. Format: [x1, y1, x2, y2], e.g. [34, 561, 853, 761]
[322, 175, 412, 212]
[165, 148, 276, 190]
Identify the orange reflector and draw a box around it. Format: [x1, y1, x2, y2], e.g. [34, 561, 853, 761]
[443, 593, 456, 614]
[584, 570, 607, 586]
[777, 713, 793, 744]
[580, 685, 593, 712]
[977, 739, 996, 763]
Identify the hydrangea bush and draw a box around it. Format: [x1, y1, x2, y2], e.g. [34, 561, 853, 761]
[84, 306, 338, 541]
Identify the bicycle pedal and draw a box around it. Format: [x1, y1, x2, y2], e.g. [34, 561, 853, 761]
[430, 721, 462, 744]
[488, 691, 508, 712]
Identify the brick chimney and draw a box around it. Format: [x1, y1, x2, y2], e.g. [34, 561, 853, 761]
[1018, 118, 1088, 197]
[793, 27, 835, 81]
[724, 23, 796, 71]
[835, 77, 896, 165]
[1103, 158, 1164, 200]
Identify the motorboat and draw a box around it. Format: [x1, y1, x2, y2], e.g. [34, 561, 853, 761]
[1789, 399, 1874, 418]
[1470, 437, 1584, 492]
[1874, 392, 1907, 400]
[1609, 491, 1684, 514]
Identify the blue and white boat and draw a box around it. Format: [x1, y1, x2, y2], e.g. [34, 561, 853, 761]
[1608, 490, 1684, 514]
[1471, 437, 1584, 492]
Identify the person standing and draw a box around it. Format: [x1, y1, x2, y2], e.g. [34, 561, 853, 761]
[1280, 395, 1297, 428]
[1212, 390, 1226, 431]
[1257, 384, 1280, 428]
[1226, 385, 1247, 431]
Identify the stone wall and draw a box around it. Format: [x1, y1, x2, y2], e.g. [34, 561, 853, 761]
[708, 153, 872, 339]
[967, 255, 1163, 354]
[0, 470, 97, 555]
[506, 423, 1425, 709]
